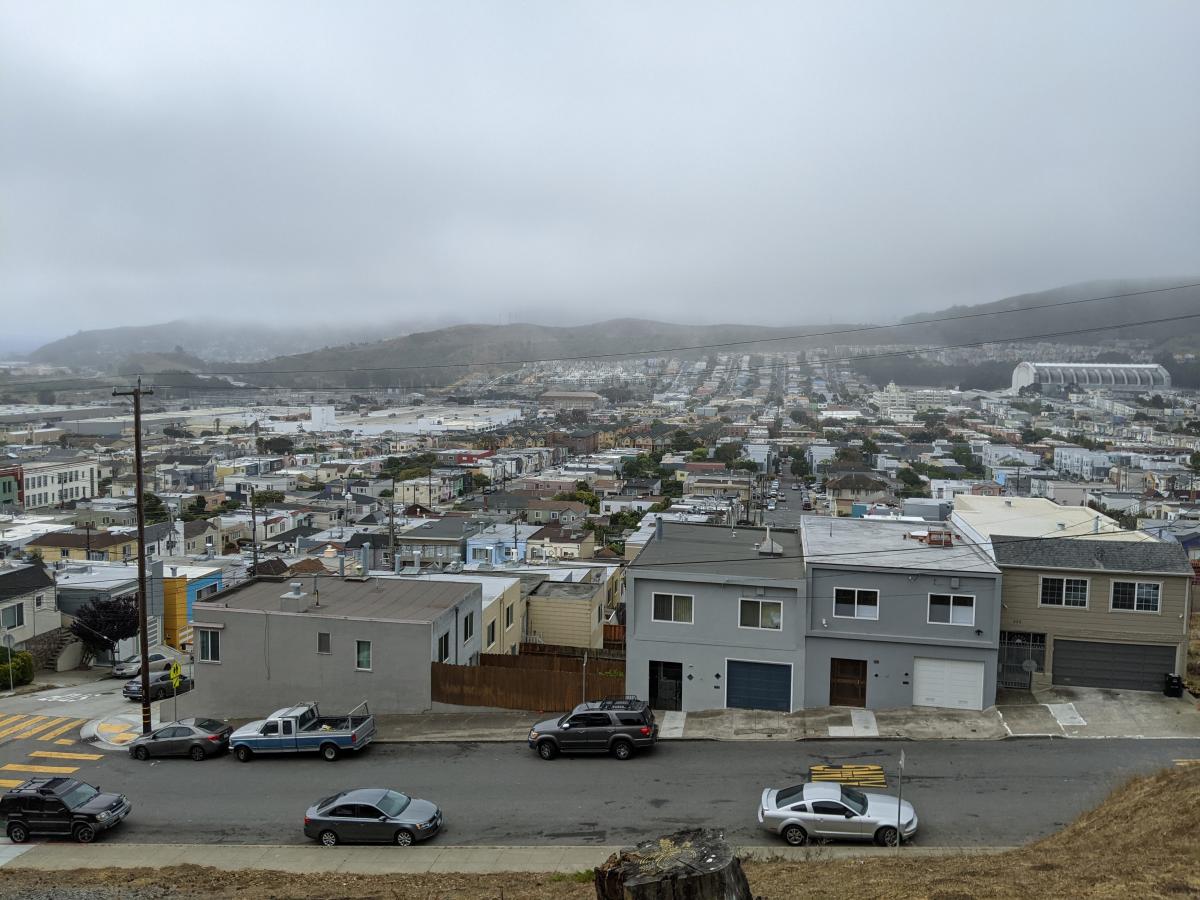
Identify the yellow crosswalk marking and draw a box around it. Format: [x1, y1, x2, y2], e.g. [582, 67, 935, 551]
[0, 779, 24, 788]
[0, 714, 28, 731]
[9, 718, 67, 741]
[1174, 759, 1200, 767]
[54, 739, 75, 746]
[29, 751, 103, 761]
[0, 763, 79, 775]
[38, 718, 85, 742]
[0, 716, 44, 740]
[97, 723, 135, 735]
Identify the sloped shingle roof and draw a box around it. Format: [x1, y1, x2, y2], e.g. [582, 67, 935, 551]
[991, 534, 1191, 575]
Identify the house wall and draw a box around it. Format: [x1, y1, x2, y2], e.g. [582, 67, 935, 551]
[998, 566, 1190, 684]
[481, 582, 525, 655]
[3, 589, 58, 647]
[184, 607, 435, 716]
[527, 594, 605, 649]
[427, 591, 485, 666]
[625, 574, 805, 712]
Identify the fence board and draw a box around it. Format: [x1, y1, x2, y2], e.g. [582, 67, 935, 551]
[432, 663, 626, 712]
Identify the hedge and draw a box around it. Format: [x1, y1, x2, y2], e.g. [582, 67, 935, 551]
[0, 649, 35, 688]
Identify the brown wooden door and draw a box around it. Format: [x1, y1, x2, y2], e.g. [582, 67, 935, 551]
[829, 658, 867, 707]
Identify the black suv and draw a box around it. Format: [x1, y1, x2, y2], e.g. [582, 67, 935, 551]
[528, 696, 659, 760]
[0, 778, 132, 843]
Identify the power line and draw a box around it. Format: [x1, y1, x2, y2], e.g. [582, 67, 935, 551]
[4, 281, 1197, 392]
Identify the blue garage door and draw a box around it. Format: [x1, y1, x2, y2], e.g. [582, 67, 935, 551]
[726, 661, 791, 711]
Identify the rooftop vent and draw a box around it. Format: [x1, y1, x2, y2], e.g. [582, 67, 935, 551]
[280, 581, 307, 613]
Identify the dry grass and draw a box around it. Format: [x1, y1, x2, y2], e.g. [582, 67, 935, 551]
[1, 765, 1198, 899]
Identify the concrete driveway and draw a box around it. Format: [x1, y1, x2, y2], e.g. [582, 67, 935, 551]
[998, 686, 1200, 738]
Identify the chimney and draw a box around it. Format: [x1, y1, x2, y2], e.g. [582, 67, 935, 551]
[280, 581, 306, 613]
[360, 542, 371, 573]
[413, 549, 422, 571]
[655, 516, 663, 541]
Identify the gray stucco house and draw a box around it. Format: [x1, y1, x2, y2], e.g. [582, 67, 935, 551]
[626, 518, 1002, 713]
[183, 576, 483, 717]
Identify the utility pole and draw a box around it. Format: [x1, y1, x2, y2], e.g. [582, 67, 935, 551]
[249, 485, 259, 575]
[84, 523, 92, 561]
[388, 476, 396, 569]
[112, 378, 153, 736]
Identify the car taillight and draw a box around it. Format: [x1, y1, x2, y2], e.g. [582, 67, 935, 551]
[207, 734, 221, 742]
[350, 732, 356, 743]
[304, 816, 311, 826]
[639, 726, 651, 736]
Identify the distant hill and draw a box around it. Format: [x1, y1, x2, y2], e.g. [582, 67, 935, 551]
[901, 277, 1200, 348]
[235, 319, 858, 390]
[29, 318, 446, 369]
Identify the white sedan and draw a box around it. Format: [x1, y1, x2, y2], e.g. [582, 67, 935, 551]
[758, 782, 917, 847]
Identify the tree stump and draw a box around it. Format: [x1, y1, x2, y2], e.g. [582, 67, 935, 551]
[594, 828, 752, 900]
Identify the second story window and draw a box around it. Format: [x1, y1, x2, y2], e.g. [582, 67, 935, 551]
[1040, 577, 1088, 609]
[463, 612, 474, 643]
[928, 594, 975, 626]
[437, 631, 450, 662]
[834, 588, 879, 620]
[652, 592, 693, 625]
[739, 598, 783, 630]
[1110, 581, 1160, 613]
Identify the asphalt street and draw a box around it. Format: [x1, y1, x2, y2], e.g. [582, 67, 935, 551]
[42, 737, 1200, 848]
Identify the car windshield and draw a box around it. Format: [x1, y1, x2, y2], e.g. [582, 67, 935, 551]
[194, 719, 225, 732]
[121, 656, 140, 665]
[376, 791, 411, 817]
[61, 783, 100, 809]
[775, 785, 805, 806]
[840, 787, 868, 815]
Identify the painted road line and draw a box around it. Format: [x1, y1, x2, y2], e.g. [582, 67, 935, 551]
[0, 714, 29, 731]
[37, 718, 86, 742]
[1174, 759, 1200, 767]
[97, 723, 136, 735]
[29, 751, 104, 761]
[108, 733, 136, 745]
[9, 717, 68, 741]
[0, 716, 45, 740]
[0, 763, 80, 775]
[0, 779, 25, 788]
[55, 739, 75, 746]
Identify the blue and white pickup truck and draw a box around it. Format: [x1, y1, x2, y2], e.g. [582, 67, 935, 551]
[231, 701, 376, 762]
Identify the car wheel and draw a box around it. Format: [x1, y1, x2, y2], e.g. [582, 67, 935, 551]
[132, 746, 149, 761]
[189, 745, 206, 761]
[537, 740, 557, 760]
[320, 743, 339, 762]
[611, 739, 634, 761]
[394, 829, 414, 847]
[73, 823, 97, 844]
[782, 824, 808, 846]
[874, 826, 899, 847]
[235, 746, 253, 762]
[318, 829, 338, 847]
[7, 823, 29, 844]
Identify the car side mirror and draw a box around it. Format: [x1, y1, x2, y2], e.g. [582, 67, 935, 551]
[844, 810, 855, 818]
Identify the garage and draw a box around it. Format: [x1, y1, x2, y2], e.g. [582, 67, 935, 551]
[726, 660, 791, 711]
[1052, 640, 1177, 691]
[913, 658, 986, 710]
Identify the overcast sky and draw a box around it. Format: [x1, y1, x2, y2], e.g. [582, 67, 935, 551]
[2, 1, 1198, 350]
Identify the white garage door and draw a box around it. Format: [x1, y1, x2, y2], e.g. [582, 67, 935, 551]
[913, 658, 985, 710]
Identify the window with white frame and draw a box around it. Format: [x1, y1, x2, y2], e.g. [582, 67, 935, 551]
[197, 629, 220, 662]
[739, 598, 782, 630]
[355, 640, 372, 670]
[463, 612, 474, 643]
[1, 603, 25, 629]
[504, 604, 514, 629]
[1110, 581, 1160, 613]
[928, 594, 975, 626]
[471, 547, 489, 561]
[437, 632, 450, 662]
[1040, 577, 1088, 608]
[833, 588, 879, 620]
[652, 593, 693, 624]
[486, 620, 496, 648]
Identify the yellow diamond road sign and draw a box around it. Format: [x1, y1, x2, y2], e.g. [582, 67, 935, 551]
[809, 764, 887, 787]
[169, 661, 182, 689]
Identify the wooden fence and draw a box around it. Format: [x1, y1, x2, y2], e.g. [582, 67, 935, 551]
[603, 623, 626, 644]
[431, 661, 626, 712]
[479, 652, 624, 675]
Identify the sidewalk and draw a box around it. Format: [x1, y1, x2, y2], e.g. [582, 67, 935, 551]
[0, 842, 1014, 874]
[998, 686, 1200, 739]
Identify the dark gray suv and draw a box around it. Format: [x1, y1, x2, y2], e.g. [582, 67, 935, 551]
[528, 696, 658, 760]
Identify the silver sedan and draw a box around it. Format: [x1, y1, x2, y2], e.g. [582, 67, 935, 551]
[303, 788, 442, 847]
[758, 782, 917, 847]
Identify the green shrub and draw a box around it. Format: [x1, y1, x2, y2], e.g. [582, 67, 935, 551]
[0, 650, 35, 688]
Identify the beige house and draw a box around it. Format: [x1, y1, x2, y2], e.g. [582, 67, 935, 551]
[525, 525, 596, 561]
[991, 536, 1192, 691]
[526, 577, 607, 649]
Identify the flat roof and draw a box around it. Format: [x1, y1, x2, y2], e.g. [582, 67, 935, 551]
[214, 577, 476, 622]
[951, 495, 1138, 541]
[801, 516, 999, 574]
[630, 522, 803, 579]
[374, 572, 519, 607]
